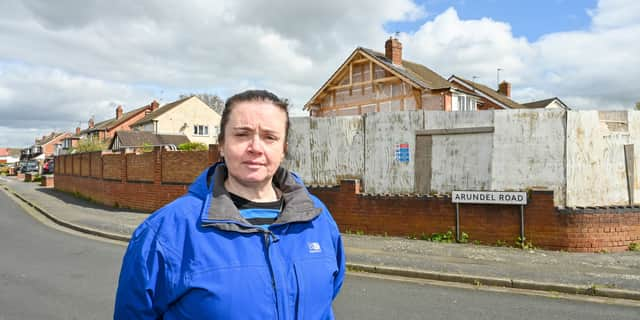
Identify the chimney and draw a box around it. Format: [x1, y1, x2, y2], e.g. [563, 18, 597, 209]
[116, 105, 123, 120]
[151, 100, 159, 111]
[498, 81, 511, 97]
[89, 118, 95, 128]
[75, 127, 81, 135]
[385, 36, 403, 66]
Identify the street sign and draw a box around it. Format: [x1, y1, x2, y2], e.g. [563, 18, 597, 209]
[452, 190, 527, 205]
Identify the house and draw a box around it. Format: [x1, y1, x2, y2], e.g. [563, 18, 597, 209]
[522, 97, 570, 110]
[81, 101, 160, 143]
[304, 37, 453, 117]
[59, 127, 82, 155]
[109, 131, 190, 152]
[448, 75, 524, 111]
[130, 96, 221, 145]
[21, 132, 71, 161]
[0, 148, 20, 164]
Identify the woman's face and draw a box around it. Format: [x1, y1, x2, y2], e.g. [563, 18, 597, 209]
[220, 100, 287, 189]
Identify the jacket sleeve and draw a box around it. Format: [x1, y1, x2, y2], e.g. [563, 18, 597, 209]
[333, 227, 347, 299]
[114, 222, 172, 319]
[332, 225, 346, 300]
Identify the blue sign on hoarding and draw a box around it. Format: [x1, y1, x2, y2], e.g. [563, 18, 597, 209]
[395, 143, 410, 163]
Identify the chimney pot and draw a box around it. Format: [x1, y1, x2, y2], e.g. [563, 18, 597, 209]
[151, 100, 159, 111]
[498, 81, 511, 97]
[385, 36, 403, 66]
[116, 105, 123, 120]
[75, 127, 81, 135]
[89, 118, 95, 128]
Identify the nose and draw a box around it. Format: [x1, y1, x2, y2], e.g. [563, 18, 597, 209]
[248, 134, 264, 153]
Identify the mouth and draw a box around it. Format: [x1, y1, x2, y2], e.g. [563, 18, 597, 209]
[243, 161, 265, 167]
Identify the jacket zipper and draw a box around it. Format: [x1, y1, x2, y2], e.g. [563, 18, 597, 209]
[263, 231, 280, 319]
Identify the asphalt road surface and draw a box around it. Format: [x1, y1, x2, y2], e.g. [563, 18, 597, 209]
[1, 188, 638, 319]
[335, 273, 639, 319]
[0, 188, 125, 319]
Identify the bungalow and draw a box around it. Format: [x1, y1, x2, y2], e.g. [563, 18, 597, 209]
[448, 75, 524, 110]
[304, 37, 452, 117]
[130, 96, 221, 145]
[522, 97, 571, 110]
[109, 131, 190, 152]
[305, 37, 562, 117]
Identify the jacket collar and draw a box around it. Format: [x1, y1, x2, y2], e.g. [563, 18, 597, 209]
[201, 163, 321, 233]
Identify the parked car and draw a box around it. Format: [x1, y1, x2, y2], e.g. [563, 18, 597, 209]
[15, 160, 26, 173]
[42, 160, 54, 174]
[21, 161, 39, 173]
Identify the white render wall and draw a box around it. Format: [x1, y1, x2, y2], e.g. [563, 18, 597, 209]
[285, 109, 640, 207]
[426, 111, 494, 193]
[284, 116, 363, 186]
[565, 111, 640, 207]
[491, 109, 566, 205]
[363, 111, 424, 194]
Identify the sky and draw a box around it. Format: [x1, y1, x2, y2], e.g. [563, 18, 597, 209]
[1, 0, 639, 148]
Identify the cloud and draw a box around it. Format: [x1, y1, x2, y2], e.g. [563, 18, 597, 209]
[590, 0, 640, 30]
[0, 63, 153, 146]
[1, 0, 639, 148]
[399, 2, 640, 109]
[402, 7, 533, 85]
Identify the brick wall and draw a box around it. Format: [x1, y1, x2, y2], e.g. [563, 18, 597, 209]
[54, 145, 640, 252]
[162, 150, 211, 184]
[81, 153, 90, 177]
[102, 154, 121, 180]
[127, 152, 154, 183]
[55, 145, 220, 212]
[41, 175, 54, 187]
[309, 180, 640, 252]
[90, 152, 102, 178]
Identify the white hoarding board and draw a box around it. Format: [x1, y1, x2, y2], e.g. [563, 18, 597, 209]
[452, 191, 527, 205]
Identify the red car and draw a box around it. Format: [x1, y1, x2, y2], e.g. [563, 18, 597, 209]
[42, 160, 54, 174]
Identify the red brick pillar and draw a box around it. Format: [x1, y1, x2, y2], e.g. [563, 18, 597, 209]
[208, 144, 219, 164]
[121, 150, 127, 183]
[153, 146, 162, 185]
[99, 152, 103, 179]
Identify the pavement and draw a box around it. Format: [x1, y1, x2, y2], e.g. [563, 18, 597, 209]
[2, 175, 640, 302]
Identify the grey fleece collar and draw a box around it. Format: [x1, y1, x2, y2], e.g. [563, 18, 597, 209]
[202, 164, 322, 233]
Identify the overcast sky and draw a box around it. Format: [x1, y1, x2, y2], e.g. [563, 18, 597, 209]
[1, 0, 639, 147]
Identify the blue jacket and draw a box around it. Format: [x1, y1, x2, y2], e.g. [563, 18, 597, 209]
[114, 163, 346, 319]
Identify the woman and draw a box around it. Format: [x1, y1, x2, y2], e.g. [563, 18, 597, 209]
[114, 90, 345, 319]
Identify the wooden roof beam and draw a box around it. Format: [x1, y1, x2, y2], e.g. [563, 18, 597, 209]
[327, 76, 398, 91]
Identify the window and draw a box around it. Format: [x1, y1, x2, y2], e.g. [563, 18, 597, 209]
[193, 125, 209, 136]
[453, 94, 478, 111]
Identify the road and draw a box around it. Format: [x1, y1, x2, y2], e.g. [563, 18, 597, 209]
[335, 274, 639, 319]
[0, 188, 125, 319]
[1, 187, 638, 319]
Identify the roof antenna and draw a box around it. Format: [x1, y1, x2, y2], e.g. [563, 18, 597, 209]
[394, 31, 400, 39]
[497, 68, 503, 87]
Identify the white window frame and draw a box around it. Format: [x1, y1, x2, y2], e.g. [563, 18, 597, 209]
[453, 94, 478, 112]
[193, 125, 209, 136]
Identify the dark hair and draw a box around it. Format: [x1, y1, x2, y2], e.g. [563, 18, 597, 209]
[218, 89, 290, 145]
